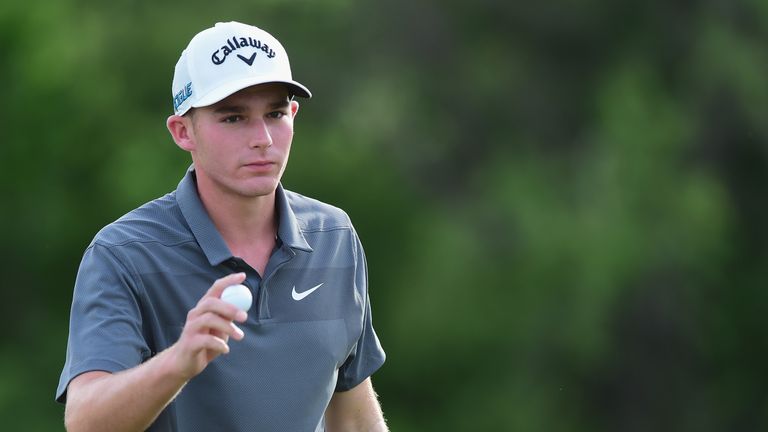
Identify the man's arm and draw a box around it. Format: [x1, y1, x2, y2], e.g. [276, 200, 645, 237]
[64, 273, 248, 432]
[325, 378, 388, 432]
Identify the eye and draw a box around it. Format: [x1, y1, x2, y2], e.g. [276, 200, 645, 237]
[267, 111, 287, 119]
[221, 115, 244, 124]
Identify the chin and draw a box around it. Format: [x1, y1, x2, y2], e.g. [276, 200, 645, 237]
[238, 180, 279, 197]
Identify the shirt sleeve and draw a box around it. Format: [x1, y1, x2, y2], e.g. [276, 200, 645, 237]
[56, 242, 151, 403]
[335, 231, 386, 392]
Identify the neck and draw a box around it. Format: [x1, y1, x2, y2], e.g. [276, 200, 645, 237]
[195, 176, 278, 255]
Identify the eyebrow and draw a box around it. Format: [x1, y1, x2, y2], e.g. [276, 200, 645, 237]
[269, 99, 291, 109]
[213, 99, 290, 114]
[213, 105, 247, 114]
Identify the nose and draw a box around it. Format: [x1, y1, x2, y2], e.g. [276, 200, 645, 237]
[249, 119, 272, 149]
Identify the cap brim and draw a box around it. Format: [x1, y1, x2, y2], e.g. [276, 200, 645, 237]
[192, 76, 312, 110]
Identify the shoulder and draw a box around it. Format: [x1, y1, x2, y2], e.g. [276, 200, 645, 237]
[89, 191, 193, 248]
[283, 189, 354, 233]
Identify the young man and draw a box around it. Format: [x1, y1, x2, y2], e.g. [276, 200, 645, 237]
[57, 21, 387, 431]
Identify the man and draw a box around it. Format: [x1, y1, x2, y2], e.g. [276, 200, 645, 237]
[56, 21, 387, 432]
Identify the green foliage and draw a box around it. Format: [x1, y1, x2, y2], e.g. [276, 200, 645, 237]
[2, 0, 767, 430]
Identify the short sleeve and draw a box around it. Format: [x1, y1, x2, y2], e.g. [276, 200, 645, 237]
[56, 243, 150, 403]
[335, 232, 385, 392]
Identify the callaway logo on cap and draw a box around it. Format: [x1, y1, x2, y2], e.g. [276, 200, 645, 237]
[171, 21, 311, 115]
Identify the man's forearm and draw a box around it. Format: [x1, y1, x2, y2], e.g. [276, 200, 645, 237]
[64, 273, 246, 432]
[325, 378, 388, 432]
[64, 348, 188, 432]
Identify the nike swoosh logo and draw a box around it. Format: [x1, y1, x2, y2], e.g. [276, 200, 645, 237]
[292, 283, 324, 301]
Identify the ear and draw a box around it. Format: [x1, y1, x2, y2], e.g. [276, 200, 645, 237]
[290, 100, 300, 118]
[166, 114, 196, 152]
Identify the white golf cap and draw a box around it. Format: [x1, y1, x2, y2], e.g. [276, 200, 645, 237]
[171, 21, 311, 115]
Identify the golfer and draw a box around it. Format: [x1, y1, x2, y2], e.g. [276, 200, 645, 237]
[57, 21, 387, 432]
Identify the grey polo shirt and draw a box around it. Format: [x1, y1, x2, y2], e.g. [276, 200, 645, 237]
[57, 168, 385, 432]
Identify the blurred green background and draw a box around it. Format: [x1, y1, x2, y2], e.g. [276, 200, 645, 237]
[2, 0, 768, 430]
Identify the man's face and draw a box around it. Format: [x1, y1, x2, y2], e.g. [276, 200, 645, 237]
[186, 83, 299, 200]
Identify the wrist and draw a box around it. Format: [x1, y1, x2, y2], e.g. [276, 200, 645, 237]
[152, 345, 195, 386]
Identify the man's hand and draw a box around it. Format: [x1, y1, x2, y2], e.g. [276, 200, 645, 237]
[65, 273, 250, 432]
[168, 272, 250, 380]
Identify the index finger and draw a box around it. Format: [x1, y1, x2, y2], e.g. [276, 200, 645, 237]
[205, 272, 247, 299]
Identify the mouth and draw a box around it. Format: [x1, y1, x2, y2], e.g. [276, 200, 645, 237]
[242, 161, 276, 171]
[245, 161, 274, 166]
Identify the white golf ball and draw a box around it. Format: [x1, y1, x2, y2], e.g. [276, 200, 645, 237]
[221, 284, 253, 312]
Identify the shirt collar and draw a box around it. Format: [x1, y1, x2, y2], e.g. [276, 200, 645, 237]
[176, 167, 312, 267]
[274, 183, 313, 253]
